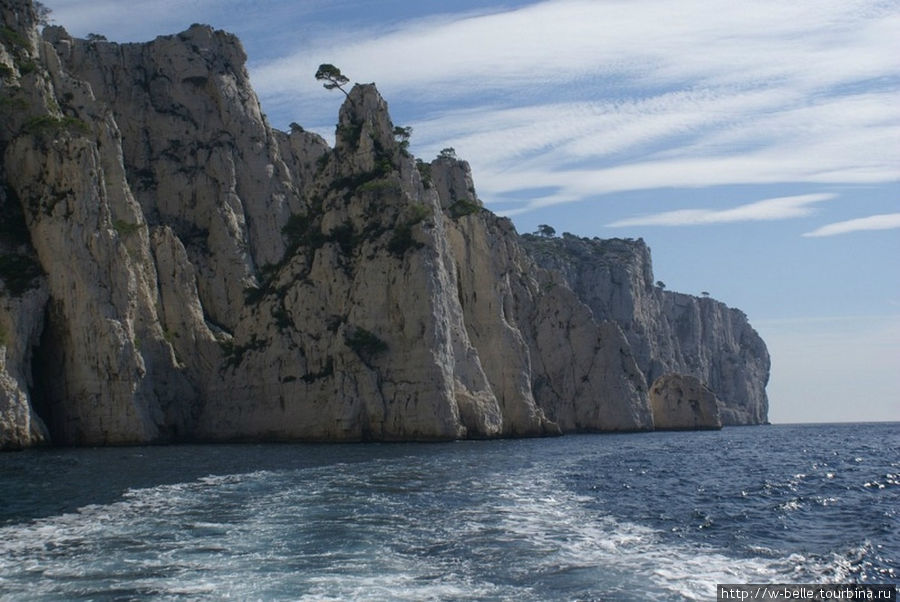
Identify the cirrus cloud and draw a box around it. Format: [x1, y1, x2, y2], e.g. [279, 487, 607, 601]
[606, 194, 836, 227]
[247, 0, 900, 217]
[803, 213, 900, 237]
[44, 0, 900, 221]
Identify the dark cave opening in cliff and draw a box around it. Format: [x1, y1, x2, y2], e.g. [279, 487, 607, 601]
[30, 300, 68, 445]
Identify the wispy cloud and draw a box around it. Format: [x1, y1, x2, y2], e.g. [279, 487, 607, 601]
[253, 0, 900, 101]
[803, 213, 900, 237]
[414, 90, 899, 210]
[606, 194, 835, 227]
[248, 0, 900, 212]
[47, 0, 900, 219]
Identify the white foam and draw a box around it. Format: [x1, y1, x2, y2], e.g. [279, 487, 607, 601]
[0, 458, 870, 601]
[485, 469, 855, 601]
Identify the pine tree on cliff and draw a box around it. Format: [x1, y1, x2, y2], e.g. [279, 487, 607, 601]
[315, 64, 350, 97]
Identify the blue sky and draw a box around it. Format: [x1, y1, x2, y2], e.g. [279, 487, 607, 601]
[43, 0, 900, 423]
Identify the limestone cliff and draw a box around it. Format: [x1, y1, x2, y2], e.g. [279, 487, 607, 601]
[520, 234, 769, 425]
[649, 373, 722, 430]
[0, 0, 655, 447]
[0, 0, 763, 448]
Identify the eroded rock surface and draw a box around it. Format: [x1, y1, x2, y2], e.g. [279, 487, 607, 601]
[650, 373, 722, 430]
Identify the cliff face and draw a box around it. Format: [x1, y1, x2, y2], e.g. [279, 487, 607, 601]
[520, 234, 769, 425]
[0, 0, 663, 448]
[0, 0, 767, 448]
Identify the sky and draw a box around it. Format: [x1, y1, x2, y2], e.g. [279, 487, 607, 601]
[41, 0, 900, 424]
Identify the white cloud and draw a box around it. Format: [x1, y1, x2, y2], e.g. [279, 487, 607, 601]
[46, 0, 900, 218]
[253, 0, 900, 102]
[411, 88, 793, 168]
[803, 213, 900, 237]
[605, 194, 835, 227]
[481, 146, 892, 215]
[364, 1, 898, 212]
[410, 90, 899, 210]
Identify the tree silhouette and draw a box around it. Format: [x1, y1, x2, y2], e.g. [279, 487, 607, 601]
[315, 64, 349, 97]
[393, 126, 412, 154]
[34, 1, 52, 26]
[536, 224, 556, 238]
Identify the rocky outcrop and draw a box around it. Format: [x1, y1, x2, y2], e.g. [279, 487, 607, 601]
[190, 84, 652, 441]
[441, 200, 650, 434]
[520, 234, 769, 425]
[0, 0, 764, 448]
[649, 373, 722, 430]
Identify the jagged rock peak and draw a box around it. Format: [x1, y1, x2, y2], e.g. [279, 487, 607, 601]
[336, 84, 397, 155]
[430, 154, 482, 212]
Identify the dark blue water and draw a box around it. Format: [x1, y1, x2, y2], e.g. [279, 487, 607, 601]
[0, 424, 897, 600]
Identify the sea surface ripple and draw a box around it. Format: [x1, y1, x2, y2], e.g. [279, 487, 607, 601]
[0, 423, 897, 600]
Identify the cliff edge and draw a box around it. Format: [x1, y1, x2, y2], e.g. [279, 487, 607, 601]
[520, 234, 769, 425]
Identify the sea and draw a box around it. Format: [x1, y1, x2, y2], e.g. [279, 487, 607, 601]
[0, 423, 897, 601]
